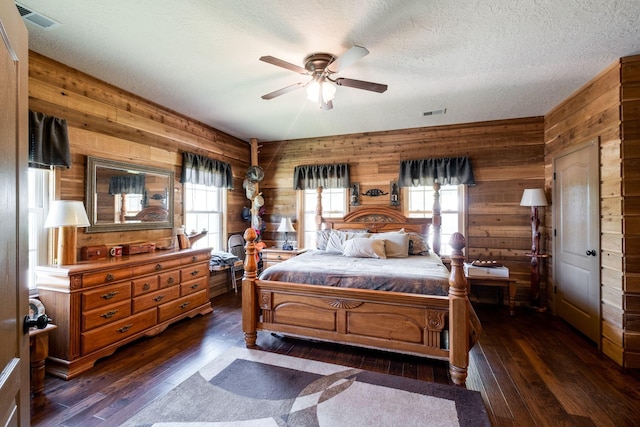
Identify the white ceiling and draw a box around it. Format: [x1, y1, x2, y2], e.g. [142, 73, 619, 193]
[17, 0, 640, 143]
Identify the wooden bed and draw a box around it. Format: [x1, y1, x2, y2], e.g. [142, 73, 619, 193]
[241, 188, 480, 387]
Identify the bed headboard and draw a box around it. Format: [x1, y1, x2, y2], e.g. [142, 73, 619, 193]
[322, 206, 439, 255]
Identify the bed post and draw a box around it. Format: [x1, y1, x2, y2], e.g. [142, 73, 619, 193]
[242, 227, 258, 348]
[315, 186, 323, 230]
[448, 232, 469, 386]
[432, 182, 441, 256]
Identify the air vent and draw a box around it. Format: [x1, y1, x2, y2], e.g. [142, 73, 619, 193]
[15, 2, 60, 30]
[423, 108, 447, 117]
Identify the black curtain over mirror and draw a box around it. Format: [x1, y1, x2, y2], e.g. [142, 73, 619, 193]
[398, 157, 476, 187]
[293, 163, 350, 190]
[108, 175, 146, 195]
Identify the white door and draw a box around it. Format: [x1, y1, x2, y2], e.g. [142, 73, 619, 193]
[0, 1, 30, 425]
[553, 140, 600, 344]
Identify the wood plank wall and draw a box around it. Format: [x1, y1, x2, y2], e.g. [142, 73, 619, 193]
[544, 54, 640, 368]
[257, 117, 545, 308]
[28, 52, 251, 253]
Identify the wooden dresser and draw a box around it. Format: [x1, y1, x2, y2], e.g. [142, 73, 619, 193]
[35, 247, 213, 379]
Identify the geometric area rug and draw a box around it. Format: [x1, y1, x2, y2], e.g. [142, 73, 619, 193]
[121, 346, 490, 427]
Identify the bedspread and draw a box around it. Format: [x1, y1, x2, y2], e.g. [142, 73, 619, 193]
[259, 250, 450, 296]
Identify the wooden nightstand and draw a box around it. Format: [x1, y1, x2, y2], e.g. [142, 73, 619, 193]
[466, 275, 517, 316]
[261, 248, 306, 269]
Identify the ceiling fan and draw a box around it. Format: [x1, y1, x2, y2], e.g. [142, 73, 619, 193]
[259, 45, 388, 110]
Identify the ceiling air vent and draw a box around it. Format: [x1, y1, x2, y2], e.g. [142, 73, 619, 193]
[15, 2, 60, 30]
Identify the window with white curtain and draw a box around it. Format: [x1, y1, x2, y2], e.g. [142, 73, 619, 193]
[28, 168, 50, 292]
[184, 182, 224, 251]
[406, 184, 464, 255]
[301, 188, 347, 249]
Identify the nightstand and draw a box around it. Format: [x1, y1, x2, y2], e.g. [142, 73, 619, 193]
[466, 275, 517, 316]
[261, 248, 306, 269]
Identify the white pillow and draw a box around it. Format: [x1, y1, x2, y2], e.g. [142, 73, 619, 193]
[343, 238, 387, 259]
[372, 232, 409, 258]
[325, 229, 370, 254]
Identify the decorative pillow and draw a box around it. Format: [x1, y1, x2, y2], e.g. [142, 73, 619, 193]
[343, 238, 386, 259]
[372, 232, 409, 258]
[407, 232, 430, 255]
[325, 229, 371, 254]
[316, 230, 331, 250]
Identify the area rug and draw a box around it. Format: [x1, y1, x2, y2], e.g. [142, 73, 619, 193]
[121, 346, 490, 427]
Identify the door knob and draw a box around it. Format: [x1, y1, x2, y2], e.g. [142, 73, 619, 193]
[586, 249, 597, 256]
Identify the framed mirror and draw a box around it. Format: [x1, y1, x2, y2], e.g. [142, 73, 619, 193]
[85, 156, 174, 233]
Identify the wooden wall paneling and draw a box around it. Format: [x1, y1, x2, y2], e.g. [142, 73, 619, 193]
[259, 117, 545, 309]
[29, 52, 251, 257]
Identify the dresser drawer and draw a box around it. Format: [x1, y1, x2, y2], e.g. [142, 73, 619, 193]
[181, 276, 208, 296]
[132, 275, 159, 296]
[158, 290, 208, 323]
[133, 258, 182, 276]
[81, 309, 157, 355]
[82, 282, 132, 311]
[180, 252, 211, 265]
[262, 251, 296, 263]
[82, 267, 132, 288]
[158, 269, 181, 288]
[180, 263, 208, 282]
[82, 300, 131, 332]
[132, 286, 180, 313]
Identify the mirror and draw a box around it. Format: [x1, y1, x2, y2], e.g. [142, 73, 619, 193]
[85, 156, 174, 233]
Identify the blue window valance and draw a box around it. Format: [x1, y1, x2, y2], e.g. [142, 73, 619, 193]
[28, 110, 71, 169]
[398, 157, 476, 187]
[293, 163, 350, 190]
[181, 152, 233, 189]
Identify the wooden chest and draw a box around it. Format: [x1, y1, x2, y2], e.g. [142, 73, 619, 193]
[81, 245, 108, 261]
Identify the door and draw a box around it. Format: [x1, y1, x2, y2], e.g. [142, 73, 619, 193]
[0, 1, 30, 425]
[553, 140, 600, 343]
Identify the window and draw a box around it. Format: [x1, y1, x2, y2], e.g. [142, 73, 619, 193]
[301, 188, 347, 249]
[28, 168, 51, 292]
[406, 185, 464, 255]
[184, 183, 224, 251]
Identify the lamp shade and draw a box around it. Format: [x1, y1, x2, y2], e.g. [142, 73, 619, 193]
[520, 189, 548, 207]
[306, 80, 336, 103]
[277, 217, 295, 233]
[44, 200, 90, 228]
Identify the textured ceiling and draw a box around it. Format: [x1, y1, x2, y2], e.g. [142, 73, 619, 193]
[18, 0, 640, 143]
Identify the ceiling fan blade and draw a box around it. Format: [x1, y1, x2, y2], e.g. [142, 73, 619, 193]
[260, 56, 308, 74]
[327, 45, 369, 73]
[335, 77, 388, 93]
[261, 82, 304, 100]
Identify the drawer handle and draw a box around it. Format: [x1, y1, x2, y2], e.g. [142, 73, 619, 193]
[101, 310, 119, 319]
[153, 295, 165, 302]
[180, 302, 190, 309]
[276, 255, 282, 260]
[105, 273, 115, 282]
[190, 270, 199, 276]
[167, 277, 175, 285]
[190, 283, 200, 289]
[117, 324, 133, 333]
[192, 256, 198, 262]
[101, 291, 119, 300]
[143, 283, 151, 290]
[155, 263, 163, 271]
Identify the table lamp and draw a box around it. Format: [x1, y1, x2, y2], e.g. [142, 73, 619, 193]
[44, 200, 90, 265]
[277, 217, 295, 250]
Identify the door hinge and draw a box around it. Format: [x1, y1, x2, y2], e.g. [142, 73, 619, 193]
[553, 172, 556, 180]
[554, 228, 556, 237]
[554, 286, 557, 294]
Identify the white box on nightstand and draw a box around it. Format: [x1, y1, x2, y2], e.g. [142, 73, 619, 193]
[464, 262, 510, 278]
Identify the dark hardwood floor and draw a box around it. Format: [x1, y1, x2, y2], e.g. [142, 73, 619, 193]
[31, 290, 640, 427]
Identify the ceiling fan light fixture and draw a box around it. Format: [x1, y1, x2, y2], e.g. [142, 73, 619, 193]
[306, 80, 336, 103]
